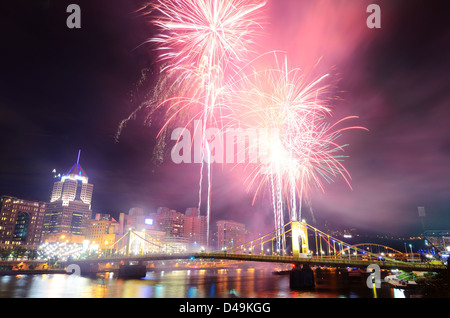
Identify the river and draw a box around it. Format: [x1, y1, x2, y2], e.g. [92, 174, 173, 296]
[0, 263, 407, 298]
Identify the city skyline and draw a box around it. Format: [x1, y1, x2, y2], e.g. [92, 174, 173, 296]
[1, 0, 449, 237]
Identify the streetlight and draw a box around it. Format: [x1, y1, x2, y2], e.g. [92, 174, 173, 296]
[409, 244, 413, 260]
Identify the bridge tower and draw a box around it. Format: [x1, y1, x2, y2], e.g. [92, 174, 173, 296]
[291, 221, 309, 258]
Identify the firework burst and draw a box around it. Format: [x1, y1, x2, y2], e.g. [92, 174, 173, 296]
[150, 0, 266, 78]
[147, 0, 266, 247]
[230, 55, 367, 236]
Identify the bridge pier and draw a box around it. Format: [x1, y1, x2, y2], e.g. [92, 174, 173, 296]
[74, 263, 99, 277]
[336, 268, 350, 287]
[289, 264, 315, 290]
[118, 263, 147, 279]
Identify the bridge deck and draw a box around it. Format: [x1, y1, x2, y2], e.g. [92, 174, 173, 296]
[71, 252, 447, 272]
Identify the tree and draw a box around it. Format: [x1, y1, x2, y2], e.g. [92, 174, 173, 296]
[11, 246, 27, 260]
[0, 247, 11, 260]
[27, 248, 39, 261]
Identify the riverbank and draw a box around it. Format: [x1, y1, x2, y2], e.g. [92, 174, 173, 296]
[415, 267, 450, 297]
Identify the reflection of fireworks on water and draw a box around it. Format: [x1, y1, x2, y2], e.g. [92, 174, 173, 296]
[131, 0, 266, 247]
[231, 55, 368, 248]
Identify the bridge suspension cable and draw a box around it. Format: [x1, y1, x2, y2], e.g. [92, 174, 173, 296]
[103, 220, 408, 265]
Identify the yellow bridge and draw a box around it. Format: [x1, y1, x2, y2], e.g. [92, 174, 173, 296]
[69, 221, 447, 274]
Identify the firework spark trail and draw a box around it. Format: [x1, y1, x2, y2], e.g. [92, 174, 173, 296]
[149, 0, 266, 247]
[231, 56, 331, 222]
[230, 55, 368, 246]
[150, 0, 266, 78]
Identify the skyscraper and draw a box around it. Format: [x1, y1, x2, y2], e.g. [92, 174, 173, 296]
[184, 208, 207, 251]
[0, 195, 46, 247]
[154, 207, 188, 251]
[155, 207, 185, 238]
[43, 151, 93, 239]
[216, 220, 246, 250]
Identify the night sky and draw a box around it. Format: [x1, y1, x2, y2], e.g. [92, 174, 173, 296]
[0, 0, 449, 236]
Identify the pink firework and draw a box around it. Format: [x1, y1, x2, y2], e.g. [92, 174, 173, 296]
[231, 55, 368, 226]
[150, 0, 266, 77]
[147, 0, 266, 247]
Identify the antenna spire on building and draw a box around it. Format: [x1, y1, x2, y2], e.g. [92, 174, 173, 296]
[65, 149, 88, 178]
[77, 149, 81, 165]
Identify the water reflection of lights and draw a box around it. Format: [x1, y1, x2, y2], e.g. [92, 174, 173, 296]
[0, 265, 410, 298]
[1, 276, 11, 284]
[393, 288, 406, 298]
[188, 286, 198, 298]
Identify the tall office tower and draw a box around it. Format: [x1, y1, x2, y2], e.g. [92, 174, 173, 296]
[184, 208, 207, 251]
[216, 220, 246, 250]
[43, 151, 93, 239]
[155, 207, 185, 238]
[85, 217, 119, 251]
[0, 195, 46, 247]
[118, 207, 151, 235]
